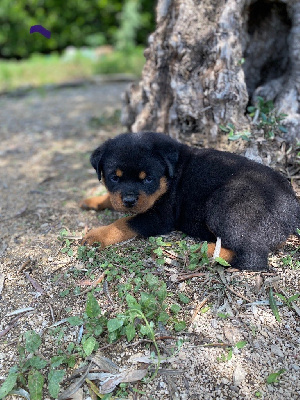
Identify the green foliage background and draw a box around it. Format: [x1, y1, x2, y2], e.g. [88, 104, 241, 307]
[0, 0, 155, 58]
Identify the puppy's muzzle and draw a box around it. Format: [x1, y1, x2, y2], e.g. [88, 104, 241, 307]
[122, 194, 138, 208]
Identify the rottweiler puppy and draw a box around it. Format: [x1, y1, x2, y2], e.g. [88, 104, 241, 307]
[80, 132, 300, 271]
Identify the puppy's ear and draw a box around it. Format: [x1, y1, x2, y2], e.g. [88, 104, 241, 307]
[162, 148, 179, 178]
[154, 140, 179, 178]
[90, 142, 108, 180]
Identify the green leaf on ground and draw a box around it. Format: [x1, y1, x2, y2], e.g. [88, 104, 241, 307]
[266, 369, 286, 384]
[83, 336, 97, 356]
[174, 321, 186, 332]
[28, 356, 48, 370]
[269, 288, 281, 322]
[24, 330, 41, 353]
[48, 369, 65, 398]
[0, 368, 18, 399]
[86, 293, 101, 318]
[67, 316, 84, 326]
[235, 340, 247, 349]
[215, 257, 231, 266]
[107, 318, 124, 332]
[28, 370, 44, 400]
[125, 323, 136, 342]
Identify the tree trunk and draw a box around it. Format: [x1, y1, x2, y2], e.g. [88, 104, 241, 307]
[122, 0, 300, 143]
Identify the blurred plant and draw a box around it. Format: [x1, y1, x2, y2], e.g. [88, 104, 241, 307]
[247, 96, 288, 139]
[219, 123, 252, 141]
[0, 0, 155, 58]
[114, 0, 142, 51]
[94, 46, 145, 75]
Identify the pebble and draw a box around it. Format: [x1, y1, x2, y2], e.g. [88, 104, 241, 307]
[270, 344, 284, 357]
[221, 378, 230, 385]
[211, 319, 218, 329]
[159, 381, 166, 389]
[291, 364, 299, 371]
[223, 326, 240, 344]
[233, 364, 247, 386]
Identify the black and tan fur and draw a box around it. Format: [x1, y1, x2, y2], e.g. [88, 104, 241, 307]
[80, 132, 300, 271]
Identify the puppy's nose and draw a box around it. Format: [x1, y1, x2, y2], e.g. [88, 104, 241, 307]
[122, 194, 138, 208]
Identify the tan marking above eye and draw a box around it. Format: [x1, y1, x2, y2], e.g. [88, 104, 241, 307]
[139, 171, 147, 180]
[116, 169, 123, 177]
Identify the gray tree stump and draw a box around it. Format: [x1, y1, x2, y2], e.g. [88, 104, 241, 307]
[122, 0, 300, 143]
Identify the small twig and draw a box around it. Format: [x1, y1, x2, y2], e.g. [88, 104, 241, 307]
[0, 315, 23, 338]
[24, 272, 45, 294]
[176, 272, 206, 282]
[200, 342, 231, 348]
[162, 248, 184, 260]
[48, 303, 55, 322]
[103, 280, 114, 305]
[126, 335, 176, 349]
[75, 271, 106, 296]
[18, 259, 31, 273]
[155, 335, 177, 341]
[191, 295, 212, 323]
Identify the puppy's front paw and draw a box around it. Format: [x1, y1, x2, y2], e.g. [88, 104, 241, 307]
[82, 217, 136, 249]
[81, 227, 107, 247]
[80, 197, 101, 211]
[80, 194, 112, 211]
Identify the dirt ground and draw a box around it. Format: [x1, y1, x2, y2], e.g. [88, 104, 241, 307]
[0, 82, 299, 400]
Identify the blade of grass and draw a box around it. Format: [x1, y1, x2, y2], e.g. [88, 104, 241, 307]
[269, 288, 281, 322]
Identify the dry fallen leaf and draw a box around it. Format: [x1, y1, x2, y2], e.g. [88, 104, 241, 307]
[98, 369, 148, 394]
[254, 274, 263, 293]
[58, 362, 91, 400]
[91, 353, 119, 373]
[120, 368, 148, 383]
[69, 388, 84, 400]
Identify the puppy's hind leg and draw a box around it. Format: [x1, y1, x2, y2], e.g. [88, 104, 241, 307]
[206, 241, 235, 264]
[230, 248, 269, 271]
[80, 193, 114, 211]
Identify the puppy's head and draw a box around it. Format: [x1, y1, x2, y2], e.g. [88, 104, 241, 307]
[90, 132, 179, 213]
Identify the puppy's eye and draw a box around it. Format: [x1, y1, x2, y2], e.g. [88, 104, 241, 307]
[110, 175, 120, 183]
[144, 176, 153, 184]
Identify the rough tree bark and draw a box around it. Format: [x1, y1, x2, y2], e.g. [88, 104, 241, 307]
[122, 0, 300, 143]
